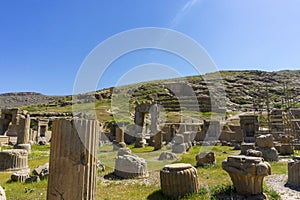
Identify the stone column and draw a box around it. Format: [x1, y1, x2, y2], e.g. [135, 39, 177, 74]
[47, 119, 99, 200]
[160, 163, 199, 199]
[288, 156, 300, 187]
[222, 155, 271, 196]
[113, 127, 126, 151]
[153, 131, 162, 150]
[17, 116, 30, 144]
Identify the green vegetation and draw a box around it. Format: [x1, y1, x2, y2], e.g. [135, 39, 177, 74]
[0, 144, 284, 199]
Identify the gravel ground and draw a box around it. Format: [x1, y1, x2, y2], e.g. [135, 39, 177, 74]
[265, 174, 300, 200]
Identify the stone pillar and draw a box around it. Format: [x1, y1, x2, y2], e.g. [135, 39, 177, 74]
[222, 155, 271, 196]
[17, 116, 30, 144]
[183, 132, 192, 151]
[288, 156, 300, 187]
[113, 127, 126, 151]
[47, 119, 99, 200]
[153, 131, 163, 150]
[256, 134, 279, 161]
[160, 163, 199, 199]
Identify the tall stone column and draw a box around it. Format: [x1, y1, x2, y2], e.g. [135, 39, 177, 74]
[17, 116, 30, 144]
[47, 119, 99, 200]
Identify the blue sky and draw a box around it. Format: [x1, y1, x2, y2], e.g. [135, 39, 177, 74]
[0, 0, 300, 95]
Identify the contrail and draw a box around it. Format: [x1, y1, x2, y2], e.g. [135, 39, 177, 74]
[170, 0, 201, 28]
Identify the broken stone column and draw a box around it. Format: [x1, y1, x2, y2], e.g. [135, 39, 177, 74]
[256, 134, 279, 161]
[47, 119, 99, 200]
[153, 131, 163, 150]
[222, 155, 271, 196]
[172, 134, 186, 153]
[114, 148, 148, 179]
[0, 149, 28, 171]
[288, 156, 300, 187]
[196, 152, 216, 167]
[17, 116, 30, 144]
[113, 127, 126, 151]
[183, 132, 192, 151]
[160, 163, 199, 199]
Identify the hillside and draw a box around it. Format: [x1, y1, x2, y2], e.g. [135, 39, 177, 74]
[0, 92, 62, 109]
[15, 70, 300, 123]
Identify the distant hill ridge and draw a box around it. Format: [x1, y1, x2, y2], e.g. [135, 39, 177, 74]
[0, 92, 62, 108]
[1, 70, 300, 111]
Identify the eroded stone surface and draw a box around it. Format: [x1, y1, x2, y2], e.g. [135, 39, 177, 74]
[160, 163, 199, 199]
[0, 149, 28, 171]
[288, 156, 300, 187]
[158, 152, 178, 161]
[114, 148, 148, 179]
[222, 155, 271, 196]
[196, 152, 216, 167]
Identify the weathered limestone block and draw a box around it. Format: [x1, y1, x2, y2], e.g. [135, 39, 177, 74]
[288, 156, 300, 187]
[158, 152, 178, 161]
[222, 156, 271, 196]
[14, 143, 31, 153]
[47, 119, 99, 200]
[172, 135, 186, 154]
[256, 147, 279, 162]
[279, 135, 293, 144]
[0, 186, 5, 200]
[0, 149, 28, 171]
[280, 144, 294, 155]
[246, 149, 263, 157]
[240, 143, 255, 155]
[196, 152, 216, 167]
[114, 148, 148, 179]
[160, 163, 199, 199]
[11, 169, 30, 182]
[256, 134, 274, 148]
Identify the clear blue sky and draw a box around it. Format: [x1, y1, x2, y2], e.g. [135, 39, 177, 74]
[0, 0, 300, 95]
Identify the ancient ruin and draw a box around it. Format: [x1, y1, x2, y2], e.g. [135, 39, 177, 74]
[222, 155, 271, 196]
[47, 119, 99, 200]
[287, 156, 300, 187]
[239, 114, 259, 142]
[256, 134, 279, 161]
[196, 152, 216, 167]
[114, 148, 148, 179]
[172, 134, 186, 153]
[0, 149, 28, 171]
[160, 163, 199, 199]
